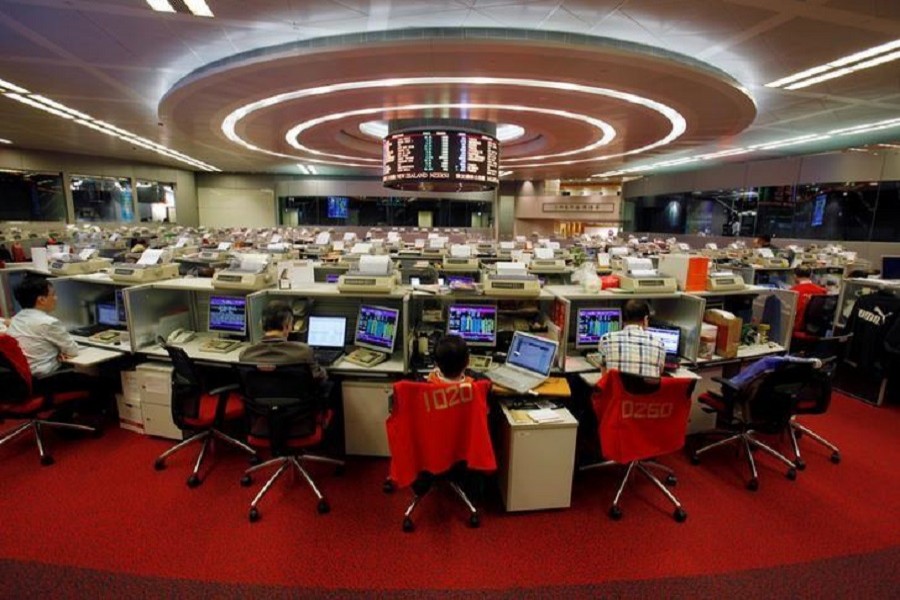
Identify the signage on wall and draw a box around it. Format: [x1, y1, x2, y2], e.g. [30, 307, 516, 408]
[542, 203, 615, 214]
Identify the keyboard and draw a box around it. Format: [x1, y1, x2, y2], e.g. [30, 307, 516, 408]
[469, 355, 493, 372]
[487, 368, 545, 394]
[313, 348, 344, 366]
[344, 349, 387, 367]
[585, 352, 603, 369]
[70, 324, 107, 337]
[200, 339, 242, 353]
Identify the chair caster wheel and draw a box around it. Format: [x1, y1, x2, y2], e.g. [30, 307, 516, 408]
[746, 478, 759, 492]
[608, 505, 623, 521]
[383, 479, 396, 494]
[240, 474, 253, 487]
[317, 499, 330, 514]
[402, 517, 415, 532]
[665, 474, 677, 487]
[468, 513, 480, 528]
[673, 508, 687, 523]
[831, 452, 841, 464]
[248, 454, 261, 466]
[334, 464, 346, 476]
[186, 474, 201, 488]
[248, 507, 260, 523]
[40, 455, 55, 467]
[154, 458, 166, 471]
[795, 459, 806, 471]
[786, 468, 797, 481]
[689, 454, 700, 466]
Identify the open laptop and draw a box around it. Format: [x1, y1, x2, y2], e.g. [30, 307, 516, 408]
[647, 325, 682, 373]
[486, 331, 558, 394]
[307, 316, 347, 366]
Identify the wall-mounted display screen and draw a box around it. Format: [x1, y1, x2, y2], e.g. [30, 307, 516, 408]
[383, 130, 500, 192]
[811, 194, 827, 227]
[327, 197, 349, 219]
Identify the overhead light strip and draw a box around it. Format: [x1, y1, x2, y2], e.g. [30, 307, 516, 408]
[591, 116, 900, 179]
[766, 39, 900, 90]
[1, 78, 218, 171]
[0, 138, 12, 144]
[147, 0, 213, 17]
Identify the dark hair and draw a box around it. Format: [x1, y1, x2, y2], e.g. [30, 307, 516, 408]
[14, 275, 52, 309]
[622, 299, 651, 323]
[795, 266, 812, 279]
[756, 234, 772, 244]
[261, 301, 293, 332]
[433, 334, 470, 379]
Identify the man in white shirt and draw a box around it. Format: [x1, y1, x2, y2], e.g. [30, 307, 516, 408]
[7, 275, 80, 377]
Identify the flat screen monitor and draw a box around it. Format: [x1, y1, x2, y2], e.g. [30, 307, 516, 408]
[307, 316, 347, 349]
[446, 304, 497, 347]
[96, 302, 119, 327]
[811, 194, 827, 227]
[354, 304, 400, 354]
[576, 307, 622, 348]
[882, 256, 900, 280]
[327, 197, 349, 219]
[208, 295, 247, 336]
[507, 332, 557, 377]
[115, 289, 126, 324]
[326, 273, 340, 283]
[446, 274, 475, 286]
[647, 325, 681, 356]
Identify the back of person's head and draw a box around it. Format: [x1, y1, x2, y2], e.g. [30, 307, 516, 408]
[433, 334, 469, 379]
[755, 234, 772, 247]
[14, 275, 51, 309]
[261, 301, 294, 332]
[622, 299, 651, 324]
[795, 266, 812, 279]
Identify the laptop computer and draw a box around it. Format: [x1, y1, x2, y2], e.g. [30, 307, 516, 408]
[647, 325, 682, 373]
[486, 331, 559, 394]
[307, 315, 347, 366]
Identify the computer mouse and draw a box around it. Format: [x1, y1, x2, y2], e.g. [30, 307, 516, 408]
[114, 341, 121, 346]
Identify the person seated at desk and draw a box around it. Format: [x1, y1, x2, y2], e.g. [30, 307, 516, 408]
[597, 299, 665, 378]
[790, 266, 827, 335]
[239, 301, 327, 386]
[426, 334, 474, 385]
[754, 233, 777, 250]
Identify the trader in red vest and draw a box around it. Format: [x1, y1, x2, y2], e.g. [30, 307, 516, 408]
[790, 266, 827, 335]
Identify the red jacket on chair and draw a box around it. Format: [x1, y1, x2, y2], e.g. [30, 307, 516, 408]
[387, 379, 496, 488]
[0, 334, 33, 393]
[592, 370, 695, 464]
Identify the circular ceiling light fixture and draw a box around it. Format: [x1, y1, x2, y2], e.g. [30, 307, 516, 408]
[359, 120, 525, 142]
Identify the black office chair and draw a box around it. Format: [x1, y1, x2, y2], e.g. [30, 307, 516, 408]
[153, 345, 257, 487]
[691, 361, 824, 490]
[236, 363, 343, 522]
[792, 294, 839, 353]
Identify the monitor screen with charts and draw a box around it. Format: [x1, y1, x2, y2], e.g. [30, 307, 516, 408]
[576, 307, 622, 348]
[647, 325, 681, 356]
[446, 304, 496, 347]
[96, 302, 119, 327]
[208, 295, 247, 336]
[507, 332, 557, 377]
[307, 316, 347, 349]
[355, 304, 400, 354]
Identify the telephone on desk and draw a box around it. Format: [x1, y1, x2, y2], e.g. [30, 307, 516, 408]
[166, 328, 197, 345]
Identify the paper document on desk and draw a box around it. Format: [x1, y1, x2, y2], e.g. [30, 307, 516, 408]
[450, 244, 472, 258]
[31, 247, 49, 272]
[137, 249, 164, 265]
[528, 408, 563, 423]
[534, 247, 554, 260]
[496, 262, 527, 276]
[237, 254, 269, 273]
[358, 254, 391, 275]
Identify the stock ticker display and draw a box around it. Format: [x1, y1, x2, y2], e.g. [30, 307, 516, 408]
[382, 130, 500, 191]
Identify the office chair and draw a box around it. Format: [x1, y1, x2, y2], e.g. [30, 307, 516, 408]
[580, 370, 695, 522]
[0, 335, 98, 465]
[386, 380, 496, 532]
[792, 294, 838, 352]
[236, 363, 343, 522]
[153, 345, 256, 487]
[690, 360, 824, 490]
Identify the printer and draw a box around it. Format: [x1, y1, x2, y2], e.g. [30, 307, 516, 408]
[441, 244, 479, 272]
[48, 250, 111, 276]
[707, 270, 746, 292]
[338, 255, 398, 294]
[616, 257, 677, 293]
[482, 262, 541, 298]
[212, 254, 276, 291]
[109, 248, 179, 283]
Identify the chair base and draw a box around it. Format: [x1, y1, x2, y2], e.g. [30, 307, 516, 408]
[580, 458, 686, 522]
[789, 417, 841, 470]
[691, 429, 798, 490]
[401, 479, 481, 532]
[241, 452, 345, 522]
[0, 418, 97, 465]
[154, 428, 258, 487]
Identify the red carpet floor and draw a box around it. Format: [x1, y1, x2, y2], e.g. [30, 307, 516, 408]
[1, 391, 899, 595]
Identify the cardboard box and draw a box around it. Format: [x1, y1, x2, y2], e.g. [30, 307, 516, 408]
[658, 254, 710, 292]
[703, 309, 742, 359]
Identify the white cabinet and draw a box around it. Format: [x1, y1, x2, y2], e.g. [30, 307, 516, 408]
[342, 380, 392, 456]
[137, 362, 182, 440]
[497, 404, 578, 511]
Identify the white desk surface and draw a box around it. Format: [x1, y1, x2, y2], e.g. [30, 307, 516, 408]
[139, 335, 247, 363]
[694, 343, 785, 365]
[579, 367, 700, 388]
[544, 285, 682, 301]
[500, 402, 578, 430]
[689, 285, 770, 297]
[64, 345, 126, 366]
[72, 333, 129, 351]
[564, 355, 596, 373]
[329, 354, 406, 375]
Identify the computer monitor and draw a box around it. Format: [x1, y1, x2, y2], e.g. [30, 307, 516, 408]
[96, 302, 119, 327]
[647, 325, 681, 357]
[354, 304, 400, 354]
[575, 307, 622, 348]
[446, 304, 497, 347]
[446, 274, 476, 286]
[307, 316, 346, 349]
[208, 295, 247, 337]
[326, 273, 340, 283]
[507, 332, 557, 377]
[115, 289, 126, 324]
[881, 256, 900, 280]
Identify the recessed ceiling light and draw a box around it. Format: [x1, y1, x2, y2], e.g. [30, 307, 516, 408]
[146, 0, 175, 13]
[147, 0, 213, 17]
[359, 120, 525, 142]
[766, 39, 900, 90]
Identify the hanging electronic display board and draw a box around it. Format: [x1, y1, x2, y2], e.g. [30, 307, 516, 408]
[383, 130, 500, 192]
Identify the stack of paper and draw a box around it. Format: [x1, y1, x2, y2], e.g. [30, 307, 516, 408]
[528, 408, 563, 424]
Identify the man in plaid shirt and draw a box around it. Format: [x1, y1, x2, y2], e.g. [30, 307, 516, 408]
[598, 299, 665, 378]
